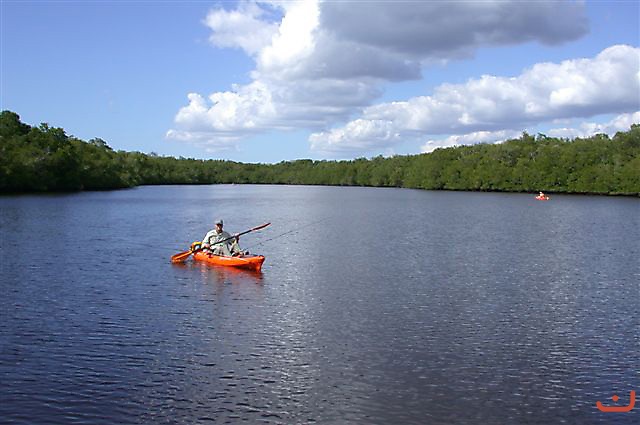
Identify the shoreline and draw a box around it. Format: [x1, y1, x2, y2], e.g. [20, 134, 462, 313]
[2, 182, 638, 198]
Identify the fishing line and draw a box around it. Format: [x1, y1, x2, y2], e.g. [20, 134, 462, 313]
[243, 216, 332, 251]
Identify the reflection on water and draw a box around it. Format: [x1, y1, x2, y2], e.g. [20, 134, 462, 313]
[1, 186, 638, 425]
[196, 262, 264, 286]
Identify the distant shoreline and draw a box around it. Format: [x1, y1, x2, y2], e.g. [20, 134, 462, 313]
[2, 110, 639, 196]
[2, 182, 639, 199]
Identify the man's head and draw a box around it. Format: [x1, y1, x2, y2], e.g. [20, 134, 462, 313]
[215, 219, 223, 231]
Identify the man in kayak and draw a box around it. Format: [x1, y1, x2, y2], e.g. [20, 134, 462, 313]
[201, 219, 243, 256]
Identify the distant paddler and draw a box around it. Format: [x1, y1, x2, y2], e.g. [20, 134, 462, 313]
[535, 191, 550, 201]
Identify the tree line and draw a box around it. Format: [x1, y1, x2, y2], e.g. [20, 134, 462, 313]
[1, 110, 638, 195]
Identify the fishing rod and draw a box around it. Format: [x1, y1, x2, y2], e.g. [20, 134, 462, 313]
[243, 216, 332, 251]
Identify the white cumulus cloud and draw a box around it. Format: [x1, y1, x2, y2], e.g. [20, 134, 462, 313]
[420, 130, 524, 153]
[311, 45, 640, 154]
[204, 1, 280, 56]
[310, 119, 402, 153]
[320, 1, 588, 59]
[547, 111, 640, 139]
[418, 111, 640, 154]
[168, 0, 592, 153]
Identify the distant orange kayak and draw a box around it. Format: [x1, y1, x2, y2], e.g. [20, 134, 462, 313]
[535, 196, 550, 201]
[193, 251, 265, 271]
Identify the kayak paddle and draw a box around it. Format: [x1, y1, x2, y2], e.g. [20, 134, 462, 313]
[170, 222, 271, 263]
[171, 249, 195, 263]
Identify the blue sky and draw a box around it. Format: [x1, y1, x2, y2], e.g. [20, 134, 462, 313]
[1, 1, 638, 163]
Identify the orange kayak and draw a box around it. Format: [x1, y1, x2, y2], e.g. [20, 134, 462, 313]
[193, 251, 265, 271]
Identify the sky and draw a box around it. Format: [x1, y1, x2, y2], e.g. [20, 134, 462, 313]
[1, 0, 639, 163]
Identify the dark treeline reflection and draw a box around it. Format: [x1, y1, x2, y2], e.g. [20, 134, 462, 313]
[1, 110, 638, 195]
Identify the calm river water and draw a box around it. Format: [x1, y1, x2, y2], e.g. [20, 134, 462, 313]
[1, 185, 638, 424]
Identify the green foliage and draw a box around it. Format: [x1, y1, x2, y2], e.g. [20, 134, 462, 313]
[1, 110, 638, 195]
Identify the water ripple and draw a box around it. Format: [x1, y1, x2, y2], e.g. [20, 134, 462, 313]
[1, 187, 638, 424]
